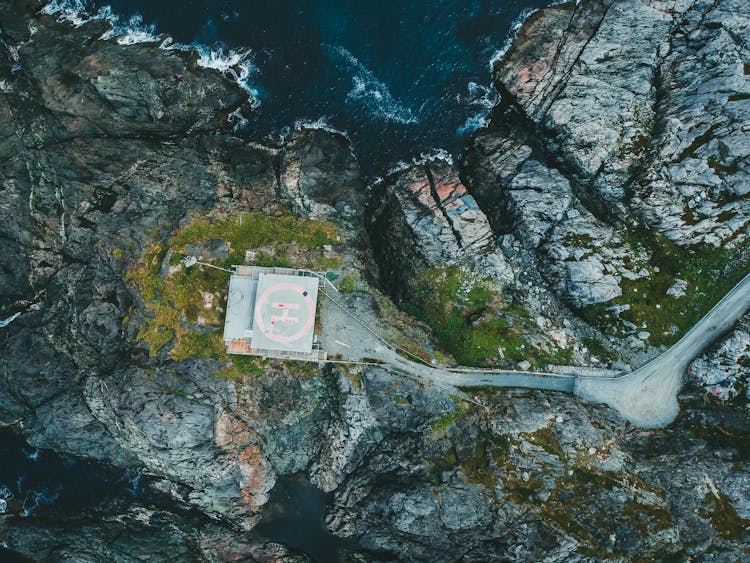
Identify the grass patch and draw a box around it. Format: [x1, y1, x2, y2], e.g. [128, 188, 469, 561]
[581, 225, 750, 347]
[215, 355, 270, 380]
[404, 266, 569, 367]
[583, 337, 620, 363]
[126, 212, 339, 371]
[338, 272, 359, 292]
[429, 409, 464, 438]
[523, 426, 566, 461]
[700, 492, 750, 541]
[460, 434, 498, 489]
[689, 423, 750, 462]
[171, 212, 338, 264]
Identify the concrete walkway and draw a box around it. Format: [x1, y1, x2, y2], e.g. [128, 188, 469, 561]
[319, 271, 750, 428]
[575, 271, 750, 427]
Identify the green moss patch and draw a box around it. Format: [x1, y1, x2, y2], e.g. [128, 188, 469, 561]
[125, 212, 338, 377]
[582, 226, 750, 347]
[404, 267, 570, 367]
[700, 492, 750, 541]
[523, 426, 566, 461]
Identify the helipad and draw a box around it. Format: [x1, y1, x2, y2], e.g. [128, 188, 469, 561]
[223, 266, 326, 361]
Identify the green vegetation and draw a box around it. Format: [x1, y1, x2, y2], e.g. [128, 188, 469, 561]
[171, 212, 338, 263]
[689, 423, 750, 462]
[618, 102, 654, 160]
[700, 492, 750, 541]
[523, 426, 566, 461]
[125, 211, 338, 377]
[582, 226, 750, 347]
[429, 408, 464, 438]
[404, 266, 570, 367]
[538, 468, 673, 558]
[460, 434, 498, 488]
[583, 337, 620, 363]
[338, 272, 360, 292]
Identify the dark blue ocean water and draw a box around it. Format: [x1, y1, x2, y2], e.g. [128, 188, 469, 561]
[69, 0, 550, 175]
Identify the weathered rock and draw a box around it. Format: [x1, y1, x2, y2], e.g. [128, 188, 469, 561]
[688, 313, 750, 404]
[496, 0, 673, 213]
[278, 127, 364, 221]
[366, 158, 513, 301]
[633, 0, 750, 247]
[462, 117, 648, 308]
[0, 0, 749, 561]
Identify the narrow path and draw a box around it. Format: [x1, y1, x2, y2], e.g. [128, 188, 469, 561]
[319, 271, 750, 428]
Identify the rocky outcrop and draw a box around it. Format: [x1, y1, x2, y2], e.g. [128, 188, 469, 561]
[0, 501, 308, 562]
[462, 116, 649, 309]
[494, 0, 750, 248]
[688, 313, 750, 404]
[496, 0, 672, 212]
[366, 158, 513, 301]
[278, 127, 364, 222]
[634, 0, 750, 247]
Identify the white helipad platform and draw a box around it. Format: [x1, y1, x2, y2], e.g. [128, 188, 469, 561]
[222, 266, 325, 360]
[251, 273, 318, 353]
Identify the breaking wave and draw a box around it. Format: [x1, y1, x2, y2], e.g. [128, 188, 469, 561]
[40, 1, 260, 101]
[489, 7, 537, 67]
[456, 81, 500, 135]
[191, 45, 261, 102]
[0, 312, 21, 328]
[329, 45, 417, 125]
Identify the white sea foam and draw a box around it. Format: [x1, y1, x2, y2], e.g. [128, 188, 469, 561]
[227, 107, 249, 131]
[0, 312, 21, 328]
[40, 0, 94, 26]
[457, 81, 500, 135]
[21, 489, 60, 517]
[100, 12, 160, 45]
[489, 7, 537, 68]
[292, 117, 351, 140]
[193, 45, 261, 103]
[330, 45, 417, 125]
[0, 485, 13, 515]
[41, 2, 261, 103]
[379, 147, 455, 180]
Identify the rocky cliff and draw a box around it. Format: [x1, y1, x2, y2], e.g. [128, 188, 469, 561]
[1, 0, 749, 561]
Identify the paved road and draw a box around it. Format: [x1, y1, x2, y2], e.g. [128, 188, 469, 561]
[319, 271, 750, 428]
[576, 271, 750, 427]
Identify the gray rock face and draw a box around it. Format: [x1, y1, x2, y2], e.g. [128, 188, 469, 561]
[278, 127, 364, 221]
[688, 313, 750, 404]
[0, 501, 307, 562]
[495, 0, 750, 247]
[634, 0, 750, 247]
[496, 0, 673, 211]
[366, 158, 513, 301]
[462, 120, 648, 309]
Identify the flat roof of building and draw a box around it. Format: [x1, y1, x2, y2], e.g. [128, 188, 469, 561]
[222, 266, 322, 359]
[251, 273, 319, 354]
[223, 274, 258, 342]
